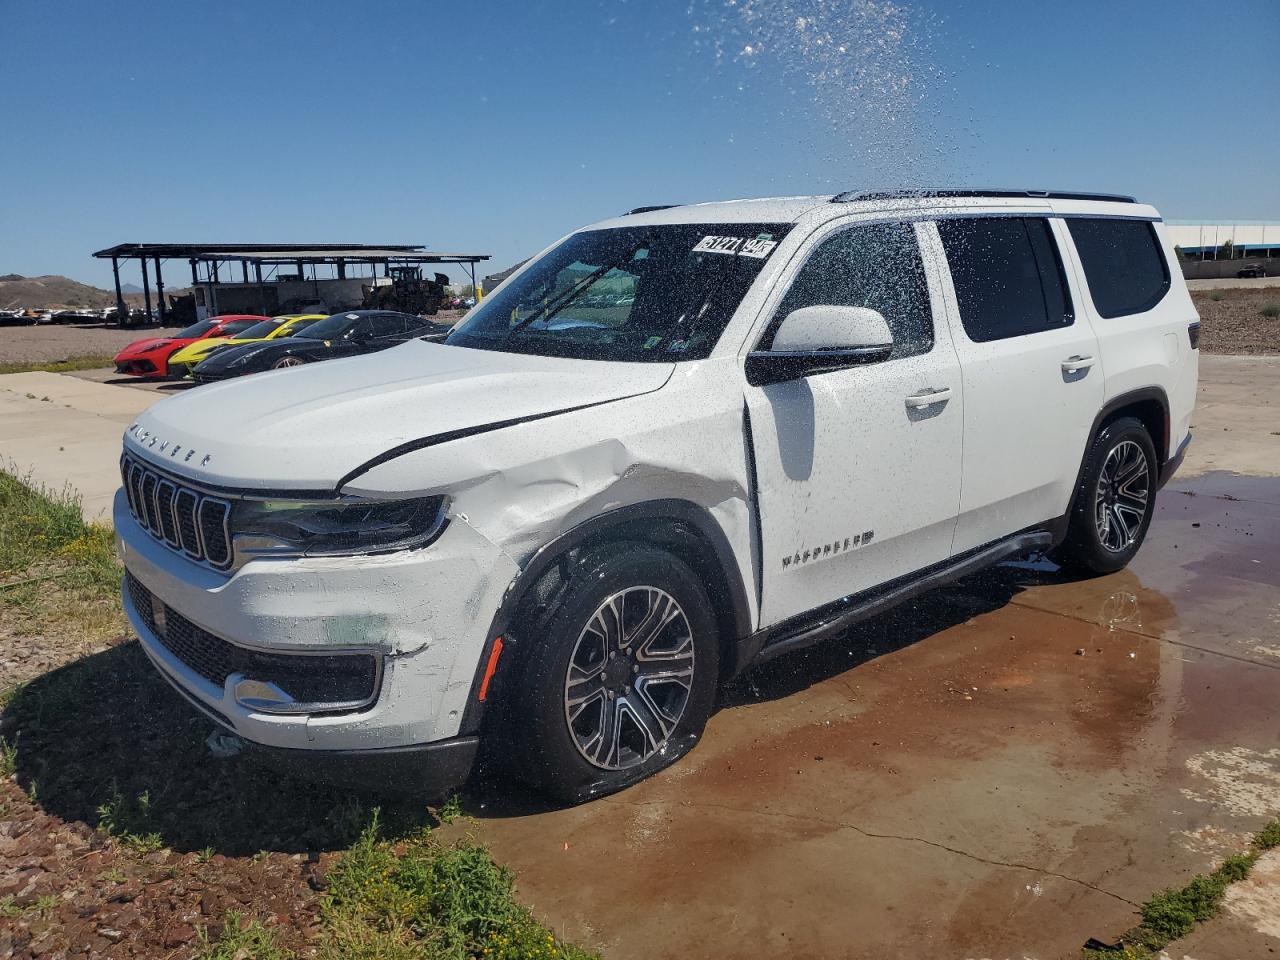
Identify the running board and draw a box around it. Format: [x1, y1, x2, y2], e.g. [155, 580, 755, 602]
[751, 530, 1054, 665]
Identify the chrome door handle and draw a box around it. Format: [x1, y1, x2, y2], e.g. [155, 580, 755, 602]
[1062, 354, 1096, 374]
[905, 387, 952, 408]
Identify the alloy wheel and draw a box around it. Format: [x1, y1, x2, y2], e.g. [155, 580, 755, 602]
[273, 356, 304, 368]
[564, 586, 695, 770]
[1095, 439, 1150, 553]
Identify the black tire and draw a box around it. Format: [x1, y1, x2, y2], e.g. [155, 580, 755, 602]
[507, 543, 720, 803]
[1054, 417, 1158, 575]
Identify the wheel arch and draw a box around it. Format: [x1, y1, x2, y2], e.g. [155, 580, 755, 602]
[1063, 386, 1169, 529]
[459, 499, 753, 738]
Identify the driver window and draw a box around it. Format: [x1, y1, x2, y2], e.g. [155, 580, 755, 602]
[764, 221, 933, 360]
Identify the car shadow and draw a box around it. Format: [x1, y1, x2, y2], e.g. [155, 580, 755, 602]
[2, 561, 1085, 835]
[1, 643, 433, 856]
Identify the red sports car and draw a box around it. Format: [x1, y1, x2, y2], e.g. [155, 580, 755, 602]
[112, 315, 269, 377]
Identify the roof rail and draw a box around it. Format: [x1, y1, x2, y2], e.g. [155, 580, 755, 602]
[624, 205, 680, 215]
[830, 188, 1136, 204]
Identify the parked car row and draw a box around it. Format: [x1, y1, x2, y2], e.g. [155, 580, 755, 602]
[112, 310, 453, 382]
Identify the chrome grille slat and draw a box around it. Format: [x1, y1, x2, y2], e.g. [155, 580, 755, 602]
[121, 455, 233, 570]
[155, 479, 179, 545]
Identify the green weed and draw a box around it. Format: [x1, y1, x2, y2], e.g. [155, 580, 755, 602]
[320, 813, 599, 960]
[197, 911, 295, 960]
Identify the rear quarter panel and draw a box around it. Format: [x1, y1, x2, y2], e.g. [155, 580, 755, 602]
[1055, 216, 1198, 461]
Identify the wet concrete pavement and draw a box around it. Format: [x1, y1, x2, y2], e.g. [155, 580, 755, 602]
[465, 471, 1280, 959]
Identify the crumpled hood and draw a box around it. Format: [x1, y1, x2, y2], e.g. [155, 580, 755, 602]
[124, 340, 674, 490]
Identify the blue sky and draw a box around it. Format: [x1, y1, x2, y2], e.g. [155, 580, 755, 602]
[2, 0, 1277, 289]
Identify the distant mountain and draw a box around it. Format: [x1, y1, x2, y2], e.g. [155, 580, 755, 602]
[120, 282, 143, 294]
[0, 274, 190, 310]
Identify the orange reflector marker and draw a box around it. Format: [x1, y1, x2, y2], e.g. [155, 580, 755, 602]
[478, 636, 505, 702]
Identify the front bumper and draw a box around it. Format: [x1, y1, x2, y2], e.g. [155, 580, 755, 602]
[115, 487, 519, 760]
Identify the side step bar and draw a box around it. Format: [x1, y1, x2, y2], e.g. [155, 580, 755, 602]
[751, 530, 1054, 665]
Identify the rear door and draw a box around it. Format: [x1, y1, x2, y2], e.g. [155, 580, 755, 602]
[933, 216, 1103, 553]
[746, 219, 964, 628]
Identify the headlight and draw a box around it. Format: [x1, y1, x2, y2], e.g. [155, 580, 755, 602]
[231, 495, 447, 562]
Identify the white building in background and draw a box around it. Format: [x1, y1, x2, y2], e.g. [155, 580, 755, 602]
[1165, 221, 1280, 259]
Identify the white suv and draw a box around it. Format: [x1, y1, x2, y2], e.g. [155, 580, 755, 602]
[116, 189, 1198, 802]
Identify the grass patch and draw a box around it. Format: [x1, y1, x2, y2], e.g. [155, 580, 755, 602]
[97, 785, 165, 854]
[1082, 818, 1280, 958]
[1262, 302, 1280, 319]
[0, 736, 16, 777]
[320, 814, 598, 960]
[0, 469, 124, 661]
[1208, 291, 1225, 302]
[0, 354, 115, 375]
[198, 911, 295, 960]
[0, 469, 118, 591]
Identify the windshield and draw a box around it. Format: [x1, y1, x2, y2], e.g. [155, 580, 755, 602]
[295, 313, 358, 340]
[176, 320, 216, 338]
[234, 319, 285, 340]
[446, 222, 792, 362]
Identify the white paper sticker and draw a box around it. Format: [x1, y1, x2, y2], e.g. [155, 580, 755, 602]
[693, 235, 778, 259]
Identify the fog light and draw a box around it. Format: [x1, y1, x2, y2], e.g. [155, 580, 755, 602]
[233, 676, 300, 713]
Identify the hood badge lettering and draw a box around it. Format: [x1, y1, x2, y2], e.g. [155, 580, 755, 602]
[128, 424, 211, 468]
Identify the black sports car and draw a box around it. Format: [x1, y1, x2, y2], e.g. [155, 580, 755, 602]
[191, 310, 451, 384]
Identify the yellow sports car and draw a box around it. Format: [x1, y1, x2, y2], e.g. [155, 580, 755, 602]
[166, 314, 326, 377]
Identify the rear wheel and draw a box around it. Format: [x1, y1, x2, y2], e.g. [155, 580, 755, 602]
[1054, 417, 1158, 575]
[272, 355, 305, 369]
[508, 544, 720, 803]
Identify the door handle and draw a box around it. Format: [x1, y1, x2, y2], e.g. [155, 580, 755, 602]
[1061, 354, 1096, 374]
[905, 387, 953, 408]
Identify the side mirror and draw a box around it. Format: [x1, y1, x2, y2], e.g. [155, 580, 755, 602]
[745, 305, 894, 387]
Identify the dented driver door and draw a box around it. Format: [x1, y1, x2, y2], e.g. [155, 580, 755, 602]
[745, 220, 963, 629]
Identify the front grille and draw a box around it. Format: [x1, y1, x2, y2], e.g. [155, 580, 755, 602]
[121, 454, 232, 570]
[126, 572, 380, 710]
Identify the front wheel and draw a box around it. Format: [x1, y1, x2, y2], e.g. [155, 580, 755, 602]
[272, 355, 305, 369]
[507, 544, 720, 803]
[1054, 417, 1158, 575]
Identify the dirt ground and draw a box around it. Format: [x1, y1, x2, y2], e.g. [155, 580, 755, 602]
[1190, 287, 1280, 354]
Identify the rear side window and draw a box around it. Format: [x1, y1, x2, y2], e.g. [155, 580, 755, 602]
[937, 217, 1073, 342]
[1066, 218, 1170, 318]
[764, 221, 933, 360]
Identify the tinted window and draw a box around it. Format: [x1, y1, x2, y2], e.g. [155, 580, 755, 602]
[762, 221, 933, 359]
[296, 313, 360, 339]
[218, 319, 261, 337]
[937, 217, 1073, 342]
[176, 320, 217, 338]
[365, 314, 411, 337]
[1066, 218, 1170, 318]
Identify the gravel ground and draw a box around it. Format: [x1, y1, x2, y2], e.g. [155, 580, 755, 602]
[1193, 288, 1280, 354]
[0, 324, 151, 364]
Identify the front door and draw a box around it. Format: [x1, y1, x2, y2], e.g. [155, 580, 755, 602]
[746, 220, 964, 629]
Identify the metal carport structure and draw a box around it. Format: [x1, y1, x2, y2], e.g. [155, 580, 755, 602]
[92, 242, 490, 325]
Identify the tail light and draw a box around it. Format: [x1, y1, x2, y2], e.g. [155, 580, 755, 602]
[1187, 321, 1201, 350]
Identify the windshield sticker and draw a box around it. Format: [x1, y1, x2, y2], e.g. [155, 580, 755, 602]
[693, 235, 778, 259]
[643, 335, 663, 350]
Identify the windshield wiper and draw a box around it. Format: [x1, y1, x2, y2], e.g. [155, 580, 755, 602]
[507, 246, 640, 336]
